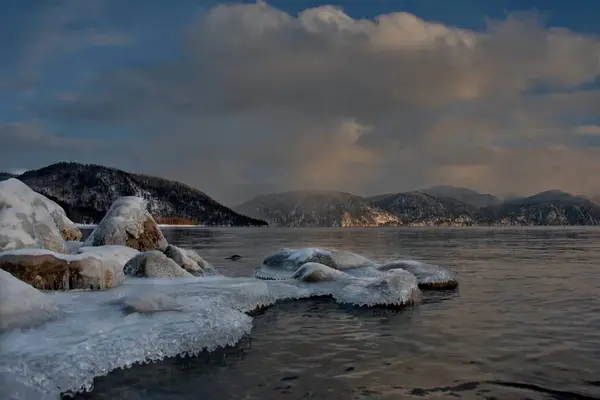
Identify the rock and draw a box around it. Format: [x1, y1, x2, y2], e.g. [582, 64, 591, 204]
[39, 197, 82, 241]
[164, 245, 216, 276]
[0, 268, 61, 331]
[124, 250, 193, 278]
[225, 254, 242, 261]
[83, 197, 168, 252]
[0, 249, 125, 290]
[292, 262, 349, 282]
[377, 260, 458, 289]
[121, 293, 184, 314]
[0, 179, 68, 253]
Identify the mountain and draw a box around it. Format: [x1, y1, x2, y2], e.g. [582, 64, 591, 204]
[234, 190, 401, 227]
[483, 190, 600, 225]
[369, 191, 484, 226]
[0, 172, 16, 181]
[593, 196, 600, 206]
[419, 185, 501, 208]
[14, 162, 267, 226]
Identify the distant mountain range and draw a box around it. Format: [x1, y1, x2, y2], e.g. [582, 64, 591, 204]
[0, 162, 266, 226]
[2, 163, 599, 227]
[238, 188, 600, 227]
[235, 190, 401, 227]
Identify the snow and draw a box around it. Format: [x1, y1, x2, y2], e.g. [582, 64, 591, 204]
[65, 240, 84, 254]
[0, 179, 67, 253]
[83, 196, 168, 251]
[0, 269, 61, 332]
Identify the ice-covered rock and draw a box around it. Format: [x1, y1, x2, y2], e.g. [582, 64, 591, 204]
[378, 260, 458, 289]
[124, 250, 192, 278]
[0, 268, 61, 332]
[83, 196, 168, 252]
[292, 262, 349, 282]
[257, 247, 376, 280]
[0, 179, 67, 253]
[164, 245, 217, 276]
[0, 248, 125, 290]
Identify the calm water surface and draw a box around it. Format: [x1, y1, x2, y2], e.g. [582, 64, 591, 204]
[76, 227, 600, 399]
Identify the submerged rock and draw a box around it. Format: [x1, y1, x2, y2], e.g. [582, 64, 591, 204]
[0, 248, 125, 290]
[0, 179, 68, 253]
[164, 245, 216, 276]
[124, 250, 193, 278]
[0, 268, 61, 331]
[83, 196, 168, 252]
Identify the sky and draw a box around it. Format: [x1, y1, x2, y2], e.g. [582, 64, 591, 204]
[1, 0, 600, 205]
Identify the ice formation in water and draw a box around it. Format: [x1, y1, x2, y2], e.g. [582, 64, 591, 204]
[377, 260, 459, 288]
[0, 246, 457, 399]
[257, 247, 375, 280]
[256, 247, 457, 289]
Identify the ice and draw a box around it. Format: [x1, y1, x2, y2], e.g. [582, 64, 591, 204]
[0, 246, 456, 398]
[77, 245, 139, 268]
[0, 179, 67, 253]
[257, 247, 378, 280]
[0, 269, 61, 332]
[258, 247, 458, 288]
[377, 259, 458, 288]
[83, 196, 168, 251]
[65, 240, 84, 254]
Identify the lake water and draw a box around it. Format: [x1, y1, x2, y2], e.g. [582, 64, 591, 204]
[74, 227, 600, 400]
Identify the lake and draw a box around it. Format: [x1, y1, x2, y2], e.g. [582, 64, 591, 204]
[74, 227, 600, 399]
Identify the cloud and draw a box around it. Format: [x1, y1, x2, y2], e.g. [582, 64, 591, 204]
[14, 0, 132, 93]
[48, 2, 600, 203]
[0, 122, 101, 151]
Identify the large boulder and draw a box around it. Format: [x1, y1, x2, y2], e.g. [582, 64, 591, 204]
[0, 268, 61, 331]
[83, 197, 168, 252]
[0, 178, 81, 242]
[0, 248, 126, 290]
[164, 245, 217, 276]
[124, 250, 193, 278]
[0, 179, 68, 253]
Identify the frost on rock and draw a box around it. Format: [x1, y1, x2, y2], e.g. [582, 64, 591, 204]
[164, 245, 218, 276]
[120, 292, 184, 314]
[257, 247, 375, 280]
[0, 268, 61, 332]
[124, 250, 192, 278]
[78, 245, 139, 269]
[83, 197, 168, 252]
[378, 260, 458, 289]
[0, 179, 67, 254]
[0, 248, 126, 290]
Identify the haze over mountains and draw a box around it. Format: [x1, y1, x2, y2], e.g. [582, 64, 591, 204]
[1, 162, 600, 227]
